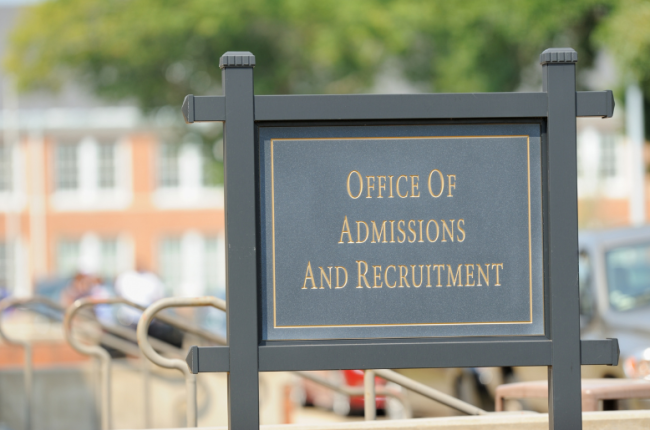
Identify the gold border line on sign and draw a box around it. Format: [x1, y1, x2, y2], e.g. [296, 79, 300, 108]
[270, 135, 534, 329]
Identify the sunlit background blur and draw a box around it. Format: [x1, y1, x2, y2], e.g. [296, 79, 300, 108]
[1, 0, 650, 429]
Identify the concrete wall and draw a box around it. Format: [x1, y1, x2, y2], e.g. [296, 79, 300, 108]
[156, 410, 650, 430]
[0, 365, 97, 430]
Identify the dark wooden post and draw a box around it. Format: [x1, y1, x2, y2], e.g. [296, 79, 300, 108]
[221, 51, 259, 430]
[542, 47, 583, 430]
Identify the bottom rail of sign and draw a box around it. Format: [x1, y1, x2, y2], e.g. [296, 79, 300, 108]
[185, 338, 618, 373]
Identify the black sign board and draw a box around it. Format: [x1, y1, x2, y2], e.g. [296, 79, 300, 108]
[182, 48, 619, 430]
[260, 124, 544, 340]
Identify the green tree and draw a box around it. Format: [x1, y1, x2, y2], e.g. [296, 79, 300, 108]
[5, 0, 618, 111]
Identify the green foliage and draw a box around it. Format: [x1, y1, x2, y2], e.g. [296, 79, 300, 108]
[596, 0, 650, 88]
[4, 0, 621, 111]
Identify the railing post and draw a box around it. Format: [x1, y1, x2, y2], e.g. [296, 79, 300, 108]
[541, 47, 582, 430]
[220, 51, 259, 430]
[0, 296, 64, 430]
[64, 299, 113, 430]
[364, 370, 376, 420]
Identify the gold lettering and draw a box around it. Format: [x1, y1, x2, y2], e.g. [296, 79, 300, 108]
[335, 266, 348, 288]
[319, 266, 333, 289]
[447, 264, 463, 287]
[492, 263, 503, 286]
[372, 265, 383, 288]
[447, 174, 456, 197]
[366, 176, 375, 198]
[356, 261, 371, 288]
[397, 220, 406, 243]
[356, 221, 369, 243]
[441, 220, 455, 242]
[425, 264, 432, 287]
[433, 264, 444, 287]
[428, 169, 444, 198]
[389, 220, 396, 243]
[377, 176, 386, 198]
[477, 264, 490, 286]
[396, 175, 409, 198]
[371, 221, 387, 243]
[426, 220, 440, 242]
[418, 220, 424, 243]
[388, 176, 394, 198]
[408, 220, 417, 243]
[410, 175, 420, 197]
[411, 265, 424, 288]
[385, 265, 396, 288]
[398, 265, 410, 287]
[339, 216, 354, 244]
[303, 261, 316, 290]
[347, 170, 363, 199]
[465, 264, 475, 287]
[457, 219, 466, 242]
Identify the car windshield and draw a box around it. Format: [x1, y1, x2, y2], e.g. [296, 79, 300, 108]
[606, 242, 650, 311]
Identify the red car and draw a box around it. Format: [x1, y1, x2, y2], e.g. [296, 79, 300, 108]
[298, 369, 389, 416]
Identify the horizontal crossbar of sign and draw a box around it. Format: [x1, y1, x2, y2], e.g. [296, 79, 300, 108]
[253, 93, 549, 121]
[185, 339, 618, 373]
[182, 91, 614, 123]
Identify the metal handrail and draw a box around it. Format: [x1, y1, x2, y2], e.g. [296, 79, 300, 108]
[65, 298, 128, 430]
[136, 296, 226, 428]
[0, 295, 157, 430]
[0, 296, 62, 430]
[63, 297, 181, 430]
[109, 297, 226, 346]
[369, 369, 487, 417]
[295, 370, 411, 418]
[364, 370, 376, 420]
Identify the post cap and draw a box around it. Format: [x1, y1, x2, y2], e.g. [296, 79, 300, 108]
[181, 94, 194, 124]
[220, 51, 256, 69]
[540, 48, 577, 65]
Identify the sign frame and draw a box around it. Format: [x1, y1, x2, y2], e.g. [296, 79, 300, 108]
[183, 48, 619, 430]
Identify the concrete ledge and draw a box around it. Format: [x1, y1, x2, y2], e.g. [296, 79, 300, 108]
[155, 410, 650, 430]
[274, 411, 649, 430]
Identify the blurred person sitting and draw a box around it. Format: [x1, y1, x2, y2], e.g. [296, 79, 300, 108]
[61, 271, 122, 356]
[61, 271, 115, 326]
[114, 264, 184, 348]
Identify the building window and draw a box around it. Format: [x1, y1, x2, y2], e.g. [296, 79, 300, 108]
[158, 143, 180, 188]
[57, 239, 80, 277]
[55, 143, 79, 190]
[100, 238, 119, 280]
[205, 236, 223, 295]
[98, 142, 116, 189]
[0, 144, 12, 192]
[202, 146, 222, 187]
[0, 241, 11, 290]
[159, 237, 182, 295]
[600, 135, 617, 178]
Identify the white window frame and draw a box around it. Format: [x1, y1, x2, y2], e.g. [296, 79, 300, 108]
[158, 231, 225, 297]
[57, 233, 133, 278]
[0, 142, 26, 212]
[153, 142, 223, 209]
[51, 136, 132, 211]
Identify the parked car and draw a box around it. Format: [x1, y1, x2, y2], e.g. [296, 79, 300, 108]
[578, 225, 650, 380]
[456, 226, 650, 412]
[490, 225, 650, 411]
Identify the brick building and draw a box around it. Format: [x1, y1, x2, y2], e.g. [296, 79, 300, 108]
[0, 5, 225, 300]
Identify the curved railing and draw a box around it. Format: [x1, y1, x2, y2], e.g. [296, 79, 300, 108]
[0, 296, 64, 430]
[3, 293, 484, 427]
[136, 296, 226, 427]
[65, 297, 131, 430]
